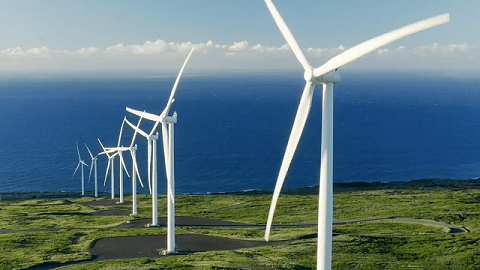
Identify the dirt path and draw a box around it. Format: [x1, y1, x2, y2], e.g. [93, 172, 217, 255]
[1, 215, 467, 234]
[333, 217, 468, 233]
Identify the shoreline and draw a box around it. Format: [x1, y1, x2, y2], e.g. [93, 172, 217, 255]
[2, 178, 480, 201]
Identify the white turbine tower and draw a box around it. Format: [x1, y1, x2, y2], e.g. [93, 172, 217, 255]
[85, 143, 99, 198]
[125, 47, 194, 254]
[73, 141, 88, 196]
[262, 1, 449, 269]
[129, 143, 144, 215]
[97, 138, 129, 200]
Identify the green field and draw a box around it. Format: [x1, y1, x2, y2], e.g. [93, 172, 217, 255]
[1, 179, 480, 269]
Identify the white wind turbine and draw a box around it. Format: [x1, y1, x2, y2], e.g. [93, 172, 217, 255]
[125, 47, 194, 254]
[73, 141, 88, 196]
[85, 143, 99, 198]
[262, 1, 449, 269]
[97, 138, 129, 200]
[124, 119, 159, 223]
[105, 119, 132, 204]
[110, 116, 145, 211]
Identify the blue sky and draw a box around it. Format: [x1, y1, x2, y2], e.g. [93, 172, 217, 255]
[0, 0, 478, 72]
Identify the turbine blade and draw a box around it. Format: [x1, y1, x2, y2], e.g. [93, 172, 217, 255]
[76, 142, 81, 160]
[85, 143, 94, 159]
[162, 123, 169, 163]
[313, 13, 450, 77]
[161, 123, 171, 183]
[98, 149, 116, 156]
[119, 152, 130, 178]
[97, 138, 111, 158]
[88, 161, 94, 182]
[126, 107, 162, 122]
[124, 117, 150, 139]
[131, 151, 144, 188]
[118, 118, 126, 147]
[104, 160, 111, 186]
[85, 144, 94, 183]
[81, 161, 89, 167]
[73, 162, 80, 177]
[264, 0, 311, 71]
[147, 139, 152, 193]
[130, 116, 143, 147]
[265, 81, 316, 241]
[162, 48, 194, 116]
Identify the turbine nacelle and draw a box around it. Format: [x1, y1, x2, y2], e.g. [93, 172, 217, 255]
[148, 134, 159, 140]
[163, 112, 178, 124]
[314, 71, 341, 85]
[304, 68, 340, 85]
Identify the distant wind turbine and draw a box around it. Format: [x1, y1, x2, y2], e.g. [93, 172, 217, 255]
[262, 1, 449, 269]
[124, 119, 159, 223]
[85, 143, 99, 198]
[73, 141, 88, 196]
[107, 119, 132, 204]
[125, 47, 194, 254]
[97, 138, 129, 200]
[113, 116, 145, 212]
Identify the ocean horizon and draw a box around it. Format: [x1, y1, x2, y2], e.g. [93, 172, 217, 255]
[1, 70, 479, 195]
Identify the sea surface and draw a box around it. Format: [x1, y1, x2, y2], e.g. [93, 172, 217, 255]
[0, 70, 479, 195]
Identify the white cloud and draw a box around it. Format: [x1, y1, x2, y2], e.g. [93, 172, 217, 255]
[0, 40, 478, 71]
[306, 45, 346, 58]
[229, 41, 249, 52]
[1, 46, 50, 58]
[413, 42, 477, 58]
[61, 47, 101, 57]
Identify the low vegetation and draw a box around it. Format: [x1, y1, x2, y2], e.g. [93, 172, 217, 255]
[1, 179, 480, 269]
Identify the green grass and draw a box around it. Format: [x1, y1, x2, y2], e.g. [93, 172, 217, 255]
[1, 179, 480, 269]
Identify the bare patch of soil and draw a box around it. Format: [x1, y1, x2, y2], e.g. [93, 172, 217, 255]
[89, 234, 278, 260]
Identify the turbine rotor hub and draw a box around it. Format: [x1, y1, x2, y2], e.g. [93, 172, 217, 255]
[303, 68, 315, 83]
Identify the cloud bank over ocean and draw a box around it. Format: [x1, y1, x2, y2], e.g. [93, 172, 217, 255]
[1, 39, 478, 72]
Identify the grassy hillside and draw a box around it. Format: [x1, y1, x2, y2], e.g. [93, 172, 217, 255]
[1, 179, 480, 269]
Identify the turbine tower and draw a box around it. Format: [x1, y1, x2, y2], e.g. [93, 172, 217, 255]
[85, 143, 99, 198]
[262, 1, 449, 269]
[125, 47, 194, 254]
[73, 141, 88, 196]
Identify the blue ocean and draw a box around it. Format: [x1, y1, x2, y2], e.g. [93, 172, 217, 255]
[0, 71, 479, 195]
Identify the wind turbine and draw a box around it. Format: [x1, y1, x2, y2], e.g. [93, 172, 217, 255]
[111, 117, 145, 209]
[85, 143, 99, 198]
[97, 138, 128, 200]
[262, 1, 449, 269]
[120, 116, 145, 215]
[103, 146, 131, 204]
[107, 119, 132, 204]
[124, 119, 159, 223]
[125, 47, 194, 254]
[73, 141, 88, 196]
